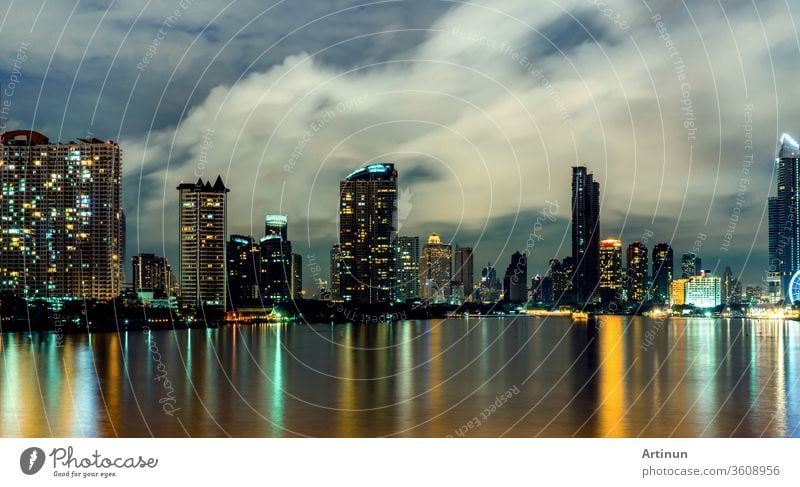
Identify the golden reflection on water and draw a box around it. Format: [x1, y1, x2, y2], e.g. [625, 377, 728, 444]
[1, 317, 799, 438]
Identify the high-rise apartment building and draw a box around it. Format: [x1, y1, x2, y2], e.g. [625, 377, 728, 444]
[0, 130, 124, 300]
[177, 176, 229, 310]
[338, 163, 397, 303]
[132, 253, 173, 296]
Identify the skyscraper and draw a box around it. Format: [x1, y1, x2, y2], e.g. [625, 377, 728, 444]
[571, 166, 600, 304]
[503, 251, 527, 303]
[420, 233, 452, 303]
[599, 239, 623, 304]
[681, 253, 701, 278]
[132, 253, 174, 296]
[453, 246, 475, 301]
[769, 134, 800, 296]
[177, 176, 229, 310]
[626, 241, 648, 303]
[226, 235, 259, 309]
[392, 236, 420, 303]
[265, 214, 288, 241]
[0, 130, 124, 300]
[259, 214, 294, 304]
[338, 163, 397, 303]
[651, 243, 674, 304]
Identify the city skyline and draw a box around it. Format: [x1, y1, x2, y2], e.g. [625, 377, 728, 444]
[0, 1, 794, 293]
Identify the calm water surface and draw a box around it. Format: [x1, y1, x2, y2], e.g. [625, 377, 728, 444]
[1, 316, 799, 437]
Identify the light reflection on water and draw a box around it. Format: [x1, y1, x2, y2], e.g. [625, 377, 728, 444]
[1, 316, 798, 437]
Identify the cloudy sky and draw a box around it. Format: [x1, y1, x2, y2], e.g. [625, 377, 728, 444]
[1, 0, 798, 291]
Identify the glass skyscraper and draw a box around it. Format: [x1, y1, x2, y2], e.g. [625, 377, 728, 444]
[571, 166, 600, 304]
[337, 163, 398, 303]
[769, 133, 800, 300]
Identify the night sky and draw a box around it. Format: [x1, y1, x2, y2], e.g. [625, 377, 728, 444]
[1, 0, 797, 291]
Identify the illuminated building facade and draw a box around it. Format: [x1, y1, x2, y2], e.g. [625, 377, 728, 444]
[626, 241, 648, 303]
[177, 176, 229, 310]
[768, 134, 800, 296]
[132, 253, 173, 296]
[549, 257, 574, 303]
[392, 235, 419, 303]
[338, 163, 397, 303]
[684, 271, 721, 308]
[599, 239, 623, 303]
[420, 233, 451, 303]
[226, 235, 260, 308]
[669, 278, 689, 306]
[259, 214, 293, 304]
[0, 130, 124, 300]
[651, 243, 673, 304]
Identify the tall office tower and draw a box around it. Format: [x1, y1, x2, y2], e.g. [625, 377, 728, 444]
[681, 253, 701, 278]
[226, 235, 260, 309]
[290, 253, 302, 300]
[651, 243, 674, 304]
[549, 257, 575, 303]
[626, 241, 648, 303]
[259, 216, 293, 304]
[478, 263, 502, 303]
[0, 131, 124, 300]
[392, 236, 420, 303]
[265, 214, 288, 241]
[420, 233, 452, 303]
[132, 253, 173, 296]
[769, 134, 800, 296]
[338, 163, 398, 303]
[453, 246, 475, 301]
[177, 176, 229, 310]
[330, 244, 342, 301]
[571, 166, 601, 304]
[503, 251, 527, 304]
[599, 239, 623, 304]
